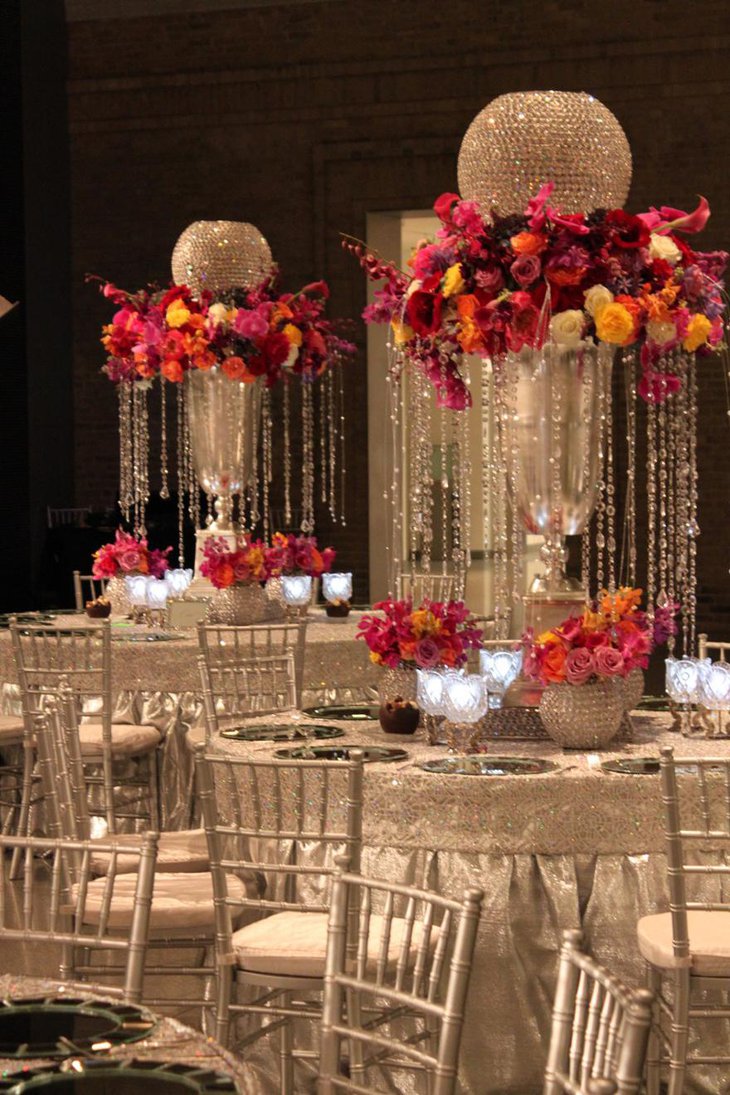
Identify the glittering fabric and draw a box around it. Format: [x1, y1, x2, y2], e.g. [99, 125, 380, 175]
[209, 714, 730, 1094]
[0, 975, 275, 1092]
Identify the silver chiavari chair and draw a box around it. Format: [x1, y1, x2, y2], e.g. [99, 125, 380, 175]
[638, 746, 730, 1095]
[544, 929, 654, 1095]
[197, 621, 308, 707]
[0, 827, 159, 1004]
[317, 859, 483, 1095]
[72, 571, 109, 612]
[194, 747, 364, 1094]
[10, 620, 161, 835]
[198, 651, 297, 742]
[35, 688, 208, 874]
[397, 571, 456, 605]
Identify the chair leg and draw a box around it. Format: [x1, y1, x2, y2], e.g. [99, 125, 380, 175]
[10, 745, 37, 880]
[146, 747, 160, 830]
[667, 966, 691, 1095]
[279, 990, 294, 1095]
[645, 963, 662, 1095]
[345, 988, 365, 1084]
[214, 965, 233, 1048]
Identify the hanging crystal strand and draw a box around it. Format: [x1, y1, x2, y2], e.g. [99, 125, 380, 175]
[604, 362, 616, 592]
[455, 391, 472, 599]
[480, 358, 493, 611]
[492, 365, 510, 639]
[139, 384, 150, 535]
[505, 354, 522, 617]
[687, 351, 699, 653]
[386, 364, 402, 596]
[645, 395, 658, 623]
[673, 353, 690, 655]
[245, 386, 261, 533]
[438, 398, 448, 582]
[176, 383, 185, 564]
[283, 381, 292, 526]
[665, 367, 678, 656]
[318, 377, 327, 506]
[594, 365, 608, 594]
[328, 368, 337, 520]
[118, 382, 133, 523]
[302, 382, 316, 533]
[339, 361, 348, 527]
[621, 351, 638, 589]
[656, 362, 670, 615]
[262, 388, 272, 540]
[159, 379, 170, 500]
[548, 347, 565, 591]
[580, 357, 595, 600]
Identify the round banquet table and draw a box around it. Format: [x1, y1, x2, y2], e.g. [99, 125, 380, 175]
[0, 613, 377, 829]
[0, 974, 275, 1093]
[209, 712, 730, 1095]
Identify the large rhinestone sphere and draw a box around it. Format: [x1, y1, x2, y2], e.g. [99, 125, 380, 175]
[171, 220, 273, 293]
[457, 91, 632, 216]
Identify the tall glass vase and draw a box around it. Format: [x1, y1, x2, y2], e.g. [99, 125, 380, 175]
[187, 368, 263, 533]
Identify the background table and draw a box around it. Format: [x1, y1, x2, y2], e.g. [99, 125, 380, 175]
[211, 714, 730, 1094]
[0, 974, 275, 1093]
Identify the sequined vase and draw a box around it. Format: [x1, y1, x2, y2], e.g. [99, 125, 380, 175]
[377, 666, 418, 706]
[207, 583, 267, 625]
[539, 679, 624, 749]
[106, 576, 132, 617]
[622, 668, 645, 712]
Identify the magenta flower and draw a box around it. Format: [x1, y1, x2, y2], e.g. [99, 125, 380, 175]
[233, 307, 269, 340]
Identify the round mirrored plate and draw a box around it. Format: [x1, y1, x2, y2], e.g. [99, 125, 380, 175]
[637, 696, 671, 711]
[302, 705, 378, 721]
[273, 744, 408, 763]
[0, 998, 156, 1058]
[110, 632, 181, 643]
[220, 724, 345, 742]
[417, 756, 559, 776]
[0, 1059, 238, 1093]
[0, 614, 56, 629]
[601, 757, 661, 775]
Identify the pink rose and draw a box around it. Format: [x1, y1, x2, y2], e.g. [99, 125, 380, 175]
[414, 637, 441, 669]
[118, 547, 143, 573]
[510, 253, 541, 288]
[565, 647, 595, 685]
[594, 646, 625, 678]
[233, 308, 268, 340]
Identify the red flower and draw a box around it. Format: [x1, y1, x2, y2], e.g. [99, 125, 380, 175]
[405, 290, 444, 337]
[433, 192, 461, 224]
[605, 210, 650, 250]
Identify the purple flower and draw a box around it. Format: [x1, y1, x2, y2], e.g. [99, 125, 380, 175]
[510, 253, 541, 288]
[411, 244, 456, 280]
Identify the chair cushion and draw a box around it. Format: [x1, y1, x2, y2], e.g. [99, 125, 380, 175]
[79, 871, 248, 934]
[637, 910, 730, 975]
[232, 909, 426, 978]
[79, 723, 161, 757]
[90, 828, 209, 876]
[0, 716, 24, 744]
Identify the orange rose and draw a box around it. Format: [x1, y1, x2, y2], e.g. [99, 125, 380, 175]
[456, 294, 486, 354]
[161, 358, 184, 383]
[542, 643, 568, 683]
[222, 355, 249, 380]
[510, 232, 547, 256]
[215, 562, 235, 589]
[192, 349, 217, 371]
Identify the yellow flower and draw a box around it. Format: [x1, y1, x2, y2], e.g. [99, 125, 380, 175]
[166, 300, 191, 328]
[283, 323, 303, 347]
[682, 313, 712, 352]
[594, 302, 635, 346]
[442, 263, 465, 298]
[391, 319, 414, 346]
[410, 608, 441, 638]
[581, 609, 605, 632]
[369, 650, 383, 665]
[536, 629, 561, 646]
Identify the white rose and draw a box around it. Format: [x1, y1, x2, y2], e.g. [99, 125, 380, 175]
[649, 233, 681, 265]
[405, 279, 422, 299]
[282, 343, 299, 370]
[583, 284, 614, 318]
[646, 318, 677, 346]
[207, 302, 228, 327]
[550, 309, 586, 348]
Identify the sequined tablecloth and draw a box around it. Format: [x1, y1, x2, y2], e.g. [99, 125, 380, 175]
[210, 714, 730, 1094]
[0, 613, 376, 829]
[0, 975, 275, 1093]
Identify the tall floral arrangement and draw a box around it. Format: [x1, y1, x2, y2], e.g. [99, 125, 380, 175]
[95, 277, 355, 388]
[92, 530, 172, 580]
[358, 598, 483, 670]
[347, 185, 726, 409]
[267, 532, 335, 578]
[523, 587, 676, 687]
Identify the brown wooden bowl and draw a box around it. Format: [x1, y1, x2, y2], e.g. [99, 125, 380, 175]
[379, 702, 420, 735]
[325, 602, 351, 617]
[85, 601, 112, 619]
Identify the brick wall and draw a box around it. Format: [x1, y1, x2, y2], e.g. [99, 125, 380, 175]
[67, 0, 730, 618]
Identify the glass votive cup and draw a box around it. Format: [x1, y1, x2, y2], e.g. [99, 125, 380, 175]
[479, 645, 523, 709]
[281, 575, 313, 607]
[322, 572, 352, 604]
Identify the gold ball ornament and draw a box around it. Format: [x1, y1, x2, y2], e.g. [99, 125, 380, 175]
[457, 90, 632, 216]
[171, 220, 273, 294]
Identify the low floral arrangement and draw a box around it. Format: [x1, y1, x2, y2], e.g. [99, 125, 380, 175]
[346, 184, 727, 409]
[92, 530, 172, 579]
[523, 586, 677, 687]
[268, 532, 335, 578]
[358, 597, 483, 669]
[199, 535, 274, 589]
[93, 276, 356, 387]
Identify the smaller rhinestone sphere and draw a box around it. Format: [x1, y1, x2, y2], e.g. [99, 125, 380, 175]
[171, 220, 273, 293]
[457, 91, 632, 216]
